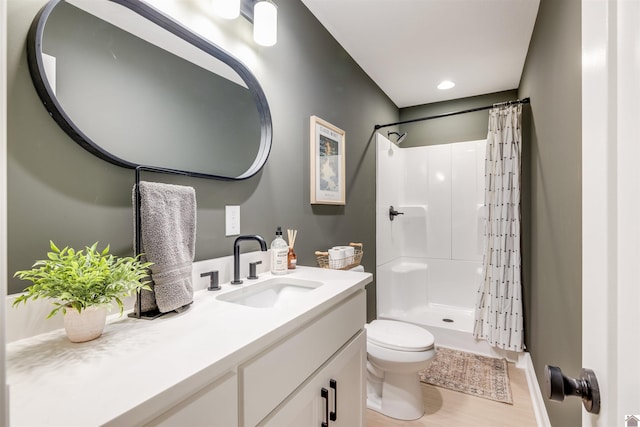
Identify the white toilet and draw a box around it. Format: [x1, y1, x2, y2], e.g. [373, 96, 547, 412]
[365, 319, 436, 420]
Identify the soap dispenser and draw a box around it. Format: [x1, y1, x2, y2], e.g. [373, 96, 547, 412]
[270, 227, 289, 275]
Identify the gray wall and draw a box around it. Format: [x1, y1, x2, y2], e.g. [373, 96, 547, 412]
[519, 0, 583, 424]
[397, 90, 518, 146]
[7, 0, 398, 326]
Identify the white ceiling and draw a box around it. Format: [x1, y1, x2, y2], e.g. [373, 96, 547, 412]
[300, 0, 540, 108]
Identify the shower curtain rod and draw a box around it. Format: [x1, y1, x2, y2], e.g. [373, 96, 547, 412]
[373, 97, 530, 130]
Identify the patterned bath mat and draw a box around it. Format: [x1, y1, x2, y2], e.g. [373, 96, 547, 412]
[419, 347, 513, 404]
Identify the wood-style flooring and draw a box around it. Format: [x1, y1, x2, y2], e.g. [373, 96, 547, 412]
[366, 363, 538, 427]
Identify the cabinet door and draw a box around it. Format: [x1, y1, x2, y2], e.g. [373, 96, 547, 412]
[260, 330, 366, 427]
[145, 371, 238, 427]
[242, 291, 365, 427]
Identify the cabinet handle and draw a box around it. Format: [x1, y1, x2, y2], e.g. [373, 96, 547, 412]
[329, 379, 337, 421]
[321, 387, 329, 427]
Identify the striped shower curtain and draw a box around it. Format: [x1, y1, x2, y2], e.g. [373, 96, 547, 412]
[473, 103, 524, 352]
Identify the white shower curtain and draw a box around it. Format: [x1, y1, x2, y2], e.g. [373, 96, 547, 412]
[473, 103, 524, 352]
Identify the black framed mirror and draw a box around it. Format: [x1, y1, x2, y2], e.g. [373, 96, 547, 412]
[27, 0, 272, 180]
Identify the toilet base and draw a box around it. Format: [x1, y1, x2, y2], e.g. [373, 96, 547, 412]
[366, 371, 425, 420]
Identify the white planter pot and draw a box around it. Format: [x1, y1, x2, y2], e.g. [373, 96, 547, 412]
[63, 306, 107, 343]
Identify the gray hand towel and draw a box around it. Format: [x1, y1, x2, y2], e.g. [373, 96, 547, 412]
[134, 181, 196, 313]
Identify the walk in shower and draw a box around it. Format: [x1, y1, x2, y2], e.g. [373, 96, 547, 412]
[376, 133, 507, 356]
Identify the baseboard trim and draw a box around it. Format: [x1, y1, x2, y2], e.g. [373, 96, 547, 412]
[519, 352, 551, 427]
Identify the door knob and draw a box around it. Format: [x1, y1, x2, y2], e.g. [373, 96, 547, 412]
[544, 365, 600, 414]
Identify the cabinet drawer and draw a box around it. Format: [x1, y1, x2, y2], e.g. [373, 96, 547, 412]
[241, 290, 365, 427]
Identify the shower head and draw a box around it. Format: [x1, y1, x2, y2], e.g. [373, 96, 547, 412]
[388, 131, 408, 144]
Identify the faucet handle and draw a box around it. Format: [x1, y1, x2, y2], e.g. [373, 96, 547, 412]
[248, 261, 262, 280]
[200, 271, 220, 291]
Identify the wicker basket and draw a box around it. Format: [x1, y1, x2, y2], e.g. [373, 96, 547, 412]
[315, 243, 363, 270]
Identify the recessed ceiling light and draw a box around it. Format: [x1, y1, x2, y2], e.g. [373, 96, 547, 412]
[437, 80, 455, 90]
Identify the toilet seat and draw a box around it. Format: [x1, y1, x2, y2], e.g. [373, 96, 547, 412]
[366, 320, 434, 352]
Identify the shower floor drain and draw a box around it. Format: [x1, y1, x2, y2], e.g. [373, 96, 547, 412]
[442, 318, 454, 323]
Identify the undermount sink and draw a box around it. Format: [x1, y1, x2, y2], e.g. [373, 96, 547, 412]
[216, 277, 323, 308]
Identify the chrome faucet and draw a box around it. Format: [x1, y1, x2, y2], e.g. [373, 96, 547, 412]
[231, 235, 267, 285]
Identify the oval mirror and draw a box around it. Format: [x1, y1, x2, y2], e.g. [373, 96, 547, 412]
[27, 0, 272, 180]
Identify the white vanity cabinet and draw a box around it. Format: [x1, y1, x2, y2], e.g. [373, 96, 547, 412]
[260, 331, 366, 427]
[241, 290, 366, 427]
[140, 289, 366, 427]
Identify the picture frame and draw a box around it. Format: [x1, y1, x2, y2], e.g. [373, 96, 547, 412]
[310, 116, 346, 205]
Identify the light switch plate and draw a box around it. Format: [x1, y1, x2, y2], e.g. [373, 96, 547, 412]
[225, 205, 240, 236]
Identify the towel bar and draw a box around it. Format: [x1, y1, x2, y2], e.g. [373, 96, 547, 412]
[129, 165, 194, 320]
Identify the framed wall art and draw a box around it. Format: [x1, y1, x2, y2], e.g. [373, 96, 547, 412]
[309, 116, 346, 205]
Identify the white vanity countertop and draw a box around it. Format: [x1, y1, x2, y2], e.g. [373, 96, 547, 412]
[6, 267, 372, 427]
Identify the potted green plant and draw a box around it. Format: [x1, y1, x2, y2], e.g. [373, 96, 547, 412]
[13, 241, 152, 343]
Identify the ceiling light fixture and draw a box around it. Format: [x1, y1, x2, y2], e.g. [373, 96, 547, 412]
[437, 80, 455, 90]
[253, 0, 277, 47]
[212, 0, 241, 20]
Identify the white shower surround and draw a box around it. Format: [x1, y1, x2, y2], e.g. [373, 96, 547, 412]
[376, 134, 519, 360]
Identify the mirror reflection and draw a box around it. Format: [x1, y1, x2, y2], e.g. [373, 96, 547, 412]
[29, 0, 272, 179]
